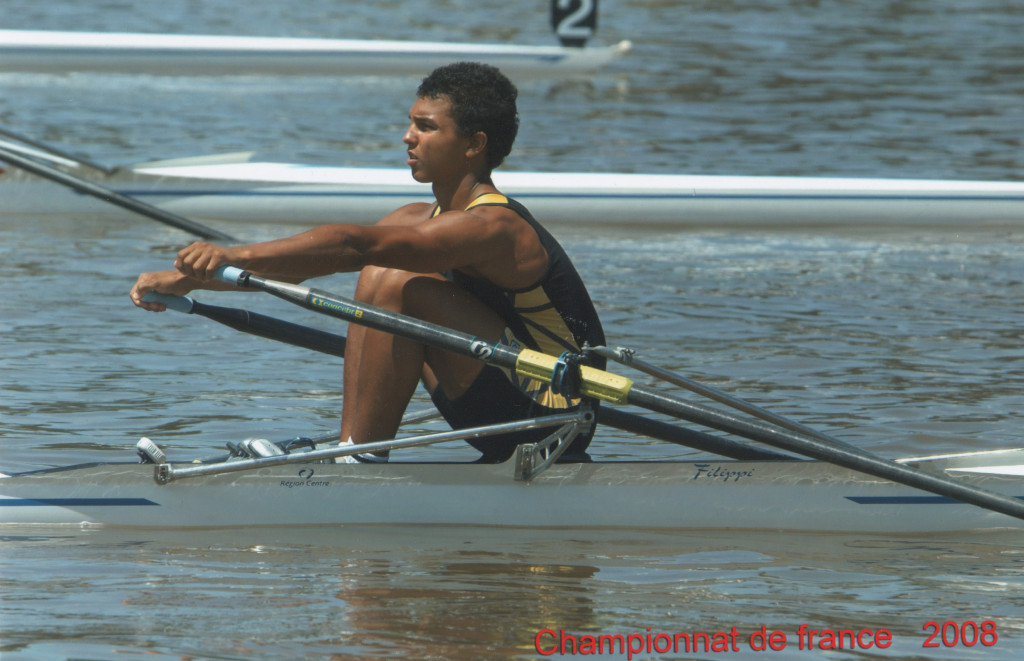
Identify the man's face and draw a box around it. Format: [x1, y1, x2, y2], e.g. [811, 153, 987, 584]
[403, 95, 471, 184]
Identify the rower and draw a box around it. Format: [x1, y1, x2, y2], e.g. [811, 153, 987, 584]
[130, 62, 605, 464]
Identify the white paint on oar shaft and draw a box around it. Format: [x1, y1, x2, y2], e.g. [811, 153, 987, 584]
[0, 144, 235, 241]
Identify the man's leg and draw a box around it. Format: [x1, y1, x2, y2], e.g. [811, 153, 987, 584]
[339, 265, 506, 446]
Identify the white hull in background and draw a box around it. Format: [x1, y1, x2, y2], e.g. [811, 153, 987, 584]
[0, 30, 631, 78]
[4, 159, 1024, 228]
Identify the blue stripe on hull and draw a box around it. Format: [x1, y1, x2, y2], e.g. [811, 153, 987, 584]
[848, 495, 1024, 505]
[1, 498, 158, 507]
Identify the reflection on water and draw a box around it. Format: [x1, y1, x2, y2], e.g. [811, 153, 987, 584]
[3, 525, 1024, 659]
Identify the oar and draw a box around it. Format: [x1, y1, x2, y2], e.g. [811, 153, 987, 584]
[0, 138, 88, 171]
[592, 345, 860, 451]
[0, 126, 114, 174]
[594, 406, 790, 461]
[142, 292, 345, 357]
[142, 291, 788, 461]
[216, 265, 1024, 522]
[0, 144, 236, 242]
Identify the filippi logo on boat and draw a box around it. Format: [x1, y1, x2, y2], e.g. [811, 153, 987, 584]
[692, 464, 754, 483]
[311, 296, 363, 318]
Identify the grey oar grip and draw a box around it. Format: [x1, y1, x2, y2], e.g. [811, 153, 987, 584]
[141, 292, 195, 314]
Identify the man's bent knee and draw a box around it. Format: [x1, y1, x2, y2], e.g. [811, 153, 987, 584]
[356, 268, 503, 339]
[356, 267, 445, 310]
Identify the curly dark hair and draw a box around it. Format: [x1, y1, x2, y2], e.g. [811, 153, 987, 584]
[417, 62, 519, 171]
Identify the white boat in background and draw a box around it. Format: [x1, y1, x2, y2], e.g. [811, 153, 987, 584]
[3, 149, 1023, 228]
[135, 160, 1024, 228]
[0, 29, 631, 78]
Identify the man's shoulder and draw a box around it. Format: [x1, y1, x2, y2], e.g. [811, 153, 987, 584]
[461, 202, 541, 244]
[378, 201, 434, 227]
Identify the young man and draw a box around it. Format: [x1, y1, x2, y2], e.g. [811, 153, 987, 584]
[130, 62, 605, 462]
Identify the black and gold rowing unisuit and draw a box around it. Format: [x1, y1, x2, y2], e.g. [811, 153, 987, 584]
[429, 193, 605, 461]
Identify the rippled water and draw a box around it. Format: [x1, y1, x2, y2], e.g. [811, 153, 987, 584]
[2, 0, 1024, 659]
[2, 0, 1022, 178]
[4, 525, 1024, 660]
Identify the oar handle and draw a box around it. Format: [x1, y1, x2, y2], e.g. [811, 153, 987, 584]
[141, 292, 195, 314]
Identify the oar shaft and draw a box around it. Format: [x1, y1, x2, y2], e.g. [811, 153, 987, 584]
[142, 292, 346, 358]
[219, 268, 634, 404]
[219, 267, 525, 370]
[595, 406, 791, 461]
[594, 345, 859, 451]
[0, 144, 235, 242]
[0, 126, 113, 174]
[193, 299, 347, 358]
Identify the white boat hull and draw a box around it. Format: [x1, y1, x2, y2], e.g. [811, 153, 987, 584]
[3, 449, 1023, 532]
[0, 30, 630, 78]
[4, 159, 1024, 228]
